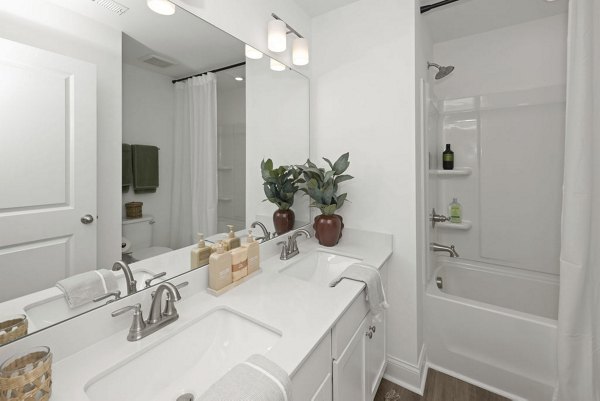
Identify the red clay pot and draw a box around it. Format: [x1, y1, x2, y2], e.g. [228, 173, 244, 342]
[273, 209, 295, 235]
[313, 214, 344, 247]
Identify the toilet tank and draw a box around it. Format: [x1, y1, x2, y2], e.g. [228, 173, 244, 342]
[122, 215, 155, 251]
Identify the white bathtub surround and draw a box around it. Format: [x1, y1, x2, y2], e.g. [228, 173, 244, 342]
[554, 0, 600, 399]
[425, 258, 558, 400]
[170, 74, 219, 249]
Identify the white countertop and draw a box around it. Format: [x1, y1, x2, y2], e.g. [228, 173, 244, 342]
[8, 228, 392, 401]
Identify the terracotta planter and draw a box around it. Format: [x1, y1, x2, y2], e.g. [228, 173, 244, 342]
[313, 214, 344, 247]
[273, 209, 295, 235]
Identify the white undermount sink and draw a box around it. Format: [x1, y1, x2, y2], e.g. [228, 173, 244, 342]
[85, 308, 281, 401]
[24, 268, 159, 330]
[280, 250, 361, 286]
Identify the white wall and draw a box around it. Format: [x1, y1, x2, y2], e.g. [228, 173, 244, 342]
[311, 0, 423, 390]
[122, 63, 174, 248]
[216, 71, 246, 233]
[431, 15, 567, 276]
[0, 0, 122, 269]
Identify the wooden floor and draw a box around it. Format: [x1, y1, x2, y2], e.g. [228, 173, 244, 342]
[374, 369, 510, 401]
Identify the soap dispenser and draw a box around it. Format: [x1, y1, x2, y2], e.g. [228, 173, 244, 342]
[241, 230, 260, 275]
[208, 242, 232, 291]
[223, 224, 241, 251]
[191, 233, 212, 270]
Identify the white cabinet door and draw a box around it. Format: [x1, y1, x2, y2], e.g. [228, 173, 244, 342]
[333, 315, 368, 401]
[0, 37, 97, 301]
[311, 373, 332, 401]
[365, 313, 386, 401]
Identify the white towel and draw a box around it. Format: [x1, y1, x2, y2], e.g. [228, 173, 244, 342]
[198, 354, 292, 401]
[56, 269, 118, 308]
[330, 262, 389, 318]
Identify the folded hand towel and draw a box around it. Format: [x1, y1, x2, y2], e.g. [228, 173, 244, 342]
[131, 144, 159, 193]
[330, 262, 389, 318]
[122, 143, 133, 193]
[198, 354, 292, 401]
[56, 269, 118, 309]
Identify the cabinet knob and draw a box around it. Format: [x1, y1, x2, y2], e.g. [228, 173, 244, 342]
[365, 331, 373, 339]
[369, 325, 376, 333]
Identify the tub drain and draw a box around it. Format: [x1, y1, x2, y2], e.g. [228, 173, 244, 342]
[436, 276, 443, 289]
[176, 393, 194, 401]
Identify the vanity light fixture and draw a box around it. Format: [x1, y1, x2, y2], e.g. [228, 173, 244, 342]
[267, 19, 287, 52]
[245, 45, 263, 60]
[268, 14, 309, 66]
[146, 0, 175, 15]
[270, 58, 286, 72]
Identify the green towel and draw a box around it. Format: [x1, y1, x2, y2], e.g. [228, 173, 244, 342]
[122, 144, 133, 193]
[132, 144, 159, 193]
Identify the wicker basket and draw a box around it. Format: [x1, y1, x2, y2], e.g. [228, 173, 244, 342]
[0, 316, 28, 346]
[0, 346, 52, 401]
[125, 202, 143, 219]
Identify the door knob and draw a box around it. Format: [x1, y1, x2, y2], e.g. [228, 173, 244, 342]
[81, 214, 94, 224]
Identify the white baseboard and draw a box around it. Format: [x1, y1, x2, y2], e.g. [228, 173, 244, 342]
[383, 345, 428, 395]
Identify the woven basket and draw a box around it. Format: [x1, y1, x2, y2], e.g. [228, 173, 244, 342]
[0, 347, 52, 401]
[0, 316, 28, 346]
[125, 202, 143, 219]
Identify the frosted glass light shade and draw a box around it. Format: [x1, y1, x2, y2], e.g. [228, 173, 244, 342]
[270, 58, 286, 72]
[147, 0, 175, 15]
[292, 38, 309, 66]
[245, 45, 263, 60]
[268, 20, 287, 52]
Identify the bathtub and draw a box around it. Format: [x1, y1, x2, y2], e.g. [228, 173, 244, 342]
[425, 257, 558, 401]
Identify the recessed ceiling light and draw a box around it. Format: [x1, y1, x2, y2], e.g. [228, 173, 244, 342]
[147, 0, 175, 15]
[235, 77, 244, 81]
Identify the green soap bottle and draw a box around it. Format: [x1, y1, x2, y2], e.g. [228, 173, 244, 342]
[449, 198, 462, 223]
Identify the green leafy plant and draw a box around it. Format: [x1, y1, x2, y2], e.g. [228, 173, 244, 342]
[261, 159, 300, 210]
[297, 152, 353, 215]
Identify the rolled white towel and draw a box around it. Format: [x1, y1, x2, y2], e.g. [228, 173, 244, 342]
[56, 269, 118, 308]
[330, 262, 389, 318]
[198, 354, 292, 401]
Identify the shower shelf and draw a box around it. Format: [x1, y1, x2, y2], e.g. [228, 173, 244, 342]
[218, 166, 233, 171]
[218, 197, 232, 202]
[429, 167, 472, 177]
[437, 220, 472, 230]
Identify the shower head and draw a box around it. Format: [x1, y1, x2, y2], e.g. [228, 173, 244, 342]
[427, 62, 455, 79]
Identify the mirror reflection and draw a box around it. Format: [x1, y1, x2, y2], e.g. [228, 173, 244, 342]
[0, 0, 309, 344]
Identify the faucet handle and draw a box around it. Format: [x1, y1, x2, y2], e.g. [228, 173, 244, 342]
[277, 241, 288, 260]
[145, 272, 167, 288]
[112, 303, 146, 341]
[111, 303, 142, 317]
[93, 290, 121, 304]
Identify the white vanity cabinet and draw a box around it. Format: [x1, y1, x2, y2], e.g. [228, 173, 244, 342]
[331, 291, 387, 401]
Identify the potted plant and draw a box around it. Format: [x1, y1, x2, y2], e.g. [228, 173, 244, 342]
[297, 153, 353, 247]
[261, 159, 300, 235]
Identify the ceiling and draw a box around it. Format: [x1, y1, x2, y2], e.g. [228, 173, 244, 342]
[293, 0, 361, 17]
[422, 0, 569, 43]
[47, 0, 244, 79]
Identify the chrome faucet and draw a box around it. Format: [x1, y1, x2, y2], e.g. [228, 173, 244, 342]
[112, 261, 137, 295]
[112, 282, 182, 342]
[250, 221, 271, 242]
[430, 242, 459, 257]
[277, 229, 311, 260]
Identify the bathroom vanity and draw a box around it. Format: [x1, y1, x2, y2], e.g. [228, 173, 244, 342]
[0, 228, 391, 401]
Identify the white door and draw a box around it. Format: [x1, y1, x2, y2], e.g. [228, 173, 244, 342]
[333, 316, 367, 401]
[0, 37, 97, 302]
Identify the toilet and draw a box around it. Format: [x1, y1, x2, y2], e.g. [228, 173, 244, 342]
[122, 215, 172, 261]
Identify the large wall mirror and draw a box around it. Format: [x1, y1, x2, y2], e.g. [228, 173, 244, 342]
[0, 0, 309, 345]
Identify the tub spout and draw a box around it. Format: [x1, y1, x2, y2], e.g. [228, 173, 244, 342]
[430, 242, 459, 257]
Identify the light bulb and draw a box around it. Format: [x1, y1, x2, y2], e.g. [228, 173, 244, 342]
[270, 58, 286, 72]
[245, 45, 263, 60]
[292, 38, 309, 66]
[268, 20, 287, 52]
[147, 0, 175, 15]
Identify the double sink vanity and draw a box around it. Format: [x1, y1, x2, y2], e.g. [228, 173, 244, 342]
[2, 228, 391, 401]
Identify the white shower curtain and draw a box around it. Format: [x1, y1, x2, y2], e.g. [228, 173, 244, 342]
[170, 73, 218, 249]
[554, 0, 599, 400]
